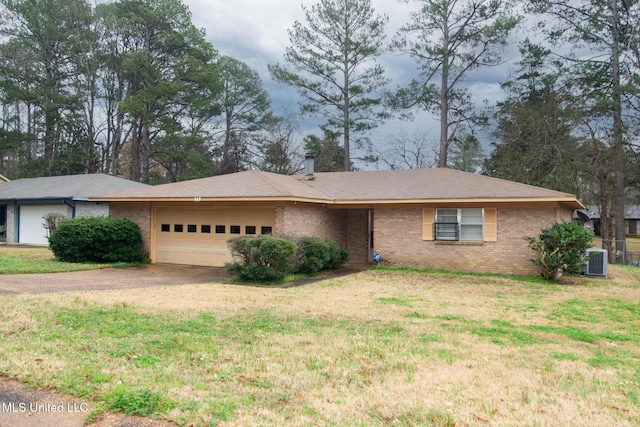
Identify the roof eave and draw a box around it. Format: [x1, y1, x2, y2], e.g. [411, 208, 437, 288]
[92, 195, 584, 209]
[0, 197, 77, 202]
[330, 197, 585, 209]
[89, 196, 334, 204]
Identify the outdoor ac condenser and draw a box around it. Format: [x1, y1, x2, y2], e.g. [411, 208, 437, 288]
[584, 248, 608, 278]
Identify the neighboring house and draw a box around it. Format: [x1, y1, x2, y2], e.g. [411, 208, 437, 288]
[0, 174, 148, 245]
[92, 161, 583, 276]
[576, 205, 640, 236]
[0, 175, 8, 239]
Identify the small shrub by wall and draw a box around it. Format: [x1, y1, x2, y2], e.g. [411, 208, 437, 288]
[49, 216, 144, 263]
[225, 235, 298, 282]
[226, 235, 349, 282]
[296, 237, 348, 273]
[524, 221, 594, 280]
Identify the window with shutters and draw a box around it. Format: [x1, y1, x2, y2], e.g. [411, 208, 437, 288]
[423, 208, 497, 242]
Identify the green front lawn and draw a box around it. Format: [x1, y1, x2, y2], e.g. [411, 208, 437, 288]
[0, 265, 638, 426]
[0, 246, 123, 274]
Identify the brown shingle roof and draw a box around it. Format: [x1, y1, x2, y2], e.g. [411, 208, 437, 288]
[307, 168, 577, 201]
[92, 168, 583, 207]
[93, 170, 330, 201]
[0, 173, 148, 201]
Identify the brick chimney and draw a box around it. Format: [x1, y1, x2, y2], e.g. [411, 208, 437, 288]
[304, 152, 315, 181]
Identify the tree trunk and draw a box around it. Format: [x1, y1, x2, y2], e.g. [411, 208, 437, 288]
[438, 9, 450, 168]
[438, 77, 448, 168]
[610, 0, 626, 264]
[343, 53, 350, 171]
[131, 119, 143, 182]
[141, 124, 151, 181]
[221, 112, 234, 174]
[599, 184, 614, 262]
[44, 110, 56, 176]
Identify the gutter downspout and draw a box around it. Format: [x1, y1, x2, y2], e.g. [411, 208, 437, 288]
[13, 201, 18, 243]
[63, 199, 76, 218]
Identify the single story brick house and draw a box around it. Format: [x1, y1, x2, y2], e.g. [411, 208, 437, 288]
[92, 163, 584, 275]
[0, 174, 148, 245]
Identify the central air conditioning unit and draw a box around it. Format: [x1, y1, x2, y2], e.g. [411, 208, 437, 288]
[583, 248, 608, 278]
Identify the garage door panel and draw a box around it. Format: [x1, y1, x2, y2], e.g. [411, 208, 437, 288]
[154, 207, 275, 267]
[19, 205, 71, 245]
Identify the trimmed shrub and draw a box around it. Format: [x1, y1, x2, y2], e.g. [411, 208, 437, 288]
[297, 237, 332, 273]
[225, 235, 297, 282]
[524, 221, 594, 280]
[49, 216, 144, 263]
[296, 237, 349, 273]
[225, 235, 348, 282]
[326, 240, 349, 270]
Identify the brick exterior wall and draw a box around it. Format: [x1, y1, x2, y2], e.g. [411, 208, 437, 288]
[275, 206, 348, 247]
[274, 207, 370, 263]
[108, 204, 367, 265]
[112, 204, 354, 264]
[75, 202, 109, 217]
[109, 203, 152, 258]
[107, 202, 576, 275]
[6, 204, 15, 243]
[347, 210, 369, 263]
[373, 206, 573, 275]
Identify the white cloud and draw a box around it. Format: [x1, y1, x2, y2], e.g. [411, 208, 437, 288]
[187, 0, 303, 67]
[182, 0, 523, 165]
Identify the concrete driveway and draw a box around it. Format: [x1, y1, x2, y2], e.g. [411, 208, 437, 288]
[0, 264, 231, 295]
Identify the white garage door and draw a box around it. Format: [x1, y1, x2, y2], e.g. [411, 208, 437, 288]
[19, 205, 71, 245]
[154, 207, 276, 267]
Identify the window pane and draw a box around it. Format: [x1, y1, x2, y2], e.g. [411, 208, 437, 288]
[461, 208, 483, 224]
[460, 209, 483, 240]
[435, 223, 457, 240]
[230, 225, 241, 234]
[187, 224, 197, 233]
[261, 226, 273, 235]
[461, 224, 483, 240]
[436, 209, 457, 223]
[215, 225, 226, 234]
[436, 209, 458, 240]
[245, 226, 256, 235]
[161, 224, 170, 232]
[201, 225, 211, 233]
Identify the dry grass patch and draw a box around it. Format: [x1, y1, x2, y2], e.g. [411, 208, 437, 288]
[0, 266, 638, 426]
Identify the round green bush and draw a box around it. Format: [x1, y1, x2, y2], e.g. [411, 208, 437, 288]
[524, 220, 594, 280]
[225, 235, 349, 282]
[326, 241, 349, 270]
[296, 237, 349, 273]
[297, 237, 332, 273]
[48, 216, 144, 263]
[226, 235, 297, 282]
